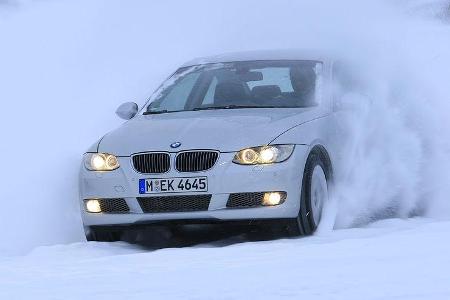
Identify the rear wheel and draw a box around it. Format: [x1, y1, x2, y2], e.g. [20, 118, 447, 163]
[286, 149, 330, 236]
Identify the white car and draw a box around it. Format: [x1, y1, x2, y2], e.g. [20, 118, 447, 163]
[80, 50, 344, 242]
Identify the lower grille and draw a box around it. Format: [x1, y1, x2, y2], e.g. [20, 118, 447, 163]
[226, 192, 265, 208]
[86, 198, 130, 213]
[137, 195, 211, 213]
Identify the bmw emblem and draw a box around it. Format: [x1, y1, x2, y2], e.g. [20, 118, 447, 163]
[170, 142, 182, 149]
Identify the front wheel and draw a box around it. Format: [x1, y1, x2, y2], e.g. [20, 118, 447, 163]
[286, 150, 330, 236]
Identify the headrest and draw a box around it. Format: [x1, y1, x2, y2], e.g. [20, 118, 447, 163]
[290, 67, 316, 93]
[214, 81, 248, 105]
[251, 85, 282, 99]
[290, 66, 316, 83]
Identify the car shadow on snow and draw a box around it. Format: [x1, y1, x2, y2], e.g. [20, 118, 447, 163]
[119, 223, 290, 250]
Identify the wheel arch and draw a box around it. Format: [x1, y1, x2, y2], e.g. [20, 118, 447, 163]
[307, 143, 334, 184]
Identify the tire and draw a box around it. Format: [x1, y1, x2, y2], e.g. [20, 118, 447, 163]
[286, 148, 331, 236]
[85, 227, 122, 242]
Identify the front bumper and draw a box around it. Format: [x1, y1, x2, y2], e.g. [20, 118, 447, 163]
[79, 145, 309, 227]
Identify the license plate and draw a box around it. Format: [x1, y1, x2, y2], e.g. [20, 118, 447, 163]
[139, 177, 208, 194]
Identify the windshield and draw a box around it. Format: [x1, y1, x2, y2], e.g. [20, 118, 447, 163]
[144, 60, 323, 114]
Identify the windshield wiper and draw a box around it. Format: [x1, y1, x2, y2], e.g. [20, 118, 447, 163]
[144, 105, 280, 115]
[192, 105, 277, 111]
[143, 110, 172, 115]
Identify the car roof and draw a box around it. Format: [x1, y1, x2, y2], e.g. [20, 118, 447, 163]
[181, 49, 334, 67]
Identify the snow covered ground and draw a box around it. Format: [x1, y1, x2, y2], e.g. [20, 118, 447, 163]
[1, 0, 449, 254]
[1, 218, 449, 299]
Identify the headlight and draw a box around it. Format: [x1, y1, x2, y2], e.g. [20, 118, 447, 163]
[233, 145, 295, 165]
[84, 153, 120, 171]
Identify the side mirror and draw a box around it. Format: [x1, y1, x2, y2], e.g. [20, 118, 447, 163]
[116, 102, 138, 120]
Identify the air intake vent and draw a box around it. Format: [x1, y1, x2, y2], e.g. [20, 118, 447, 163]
[132, 152, 170, 174]
[175, 151, 219, 172]
[226, 192, 265, 208]
[137, 195, 211, 213]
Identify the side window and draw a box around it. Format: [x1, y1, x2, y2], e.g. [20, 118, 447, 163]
[152, 72, 200, 111]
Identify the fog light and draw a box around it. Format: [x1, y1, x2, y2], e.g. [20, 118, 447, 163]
[85, 199, 102, 213]
[262, 192, 286, 206]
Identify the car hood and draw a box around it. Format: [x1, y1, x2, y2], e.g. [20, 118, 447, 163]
[98, 108, 316, 156]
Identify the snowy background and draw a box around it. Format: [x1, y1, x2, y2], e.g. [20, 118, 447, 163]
[0, 0, 450, 299]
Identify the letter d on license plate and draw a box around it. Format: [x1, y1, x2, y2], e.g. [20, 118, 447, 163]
[139, 177, 208, 194]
